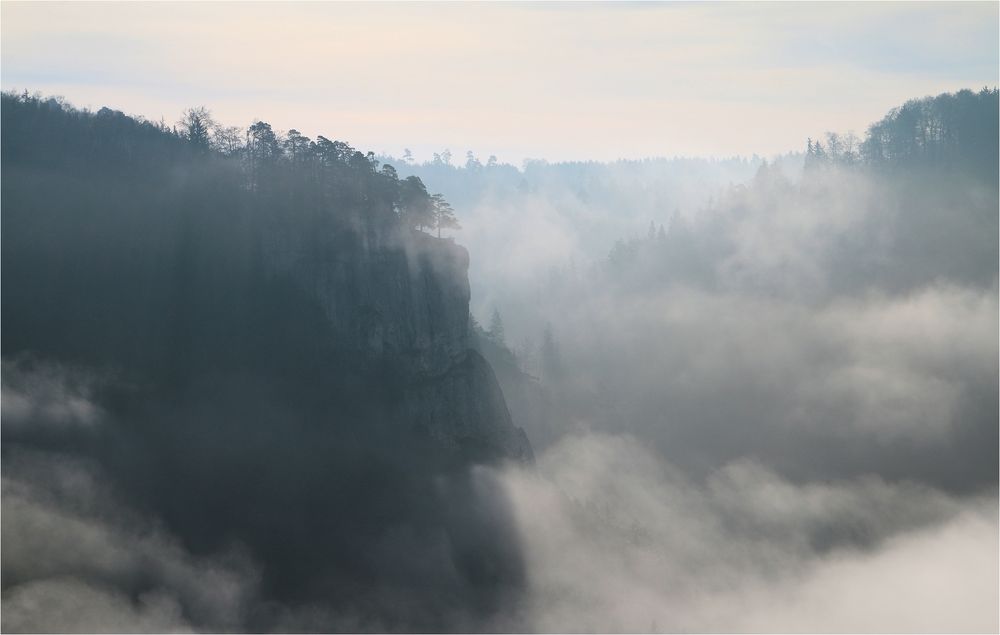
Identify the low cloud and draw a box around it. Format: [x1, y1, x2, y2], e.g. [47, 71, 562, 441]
[2, 359, 107, 430]
[499, 433, 998, 633]
[1, 451, 259, 633]
[530, 281, 997, 490]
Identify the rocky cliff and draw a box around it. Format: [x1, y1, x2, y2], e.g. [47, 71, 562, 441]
[1, 93, 531, 630]
[263, 218, 532, 463]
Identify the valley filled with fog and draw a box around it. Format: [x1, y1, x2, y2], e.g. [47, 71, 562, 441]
[1, 4, 997, 626]
[391, 89, 999, 631]
[3, 89, 998, 632]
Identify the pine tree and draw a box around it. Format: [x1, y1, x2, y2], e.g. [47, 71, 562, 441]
[431, 193, 460, 238]
[178, 106, 215, 153]
[399, 176, 434, 230]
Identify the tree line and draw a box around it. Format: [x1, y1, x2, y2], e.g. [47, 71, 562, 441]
[805, 86, 998, 178]
[2, 92, 460, 236]
[179, 105, 461, 235]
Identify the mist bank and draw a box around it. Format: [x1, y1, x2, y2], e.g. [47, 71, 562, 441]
[386, 151, 805, 321]
[499, 433, 998, 633]
[456, 88, 998, 631]
[430, 88, 999, 492]
[497, 162, 999, 490]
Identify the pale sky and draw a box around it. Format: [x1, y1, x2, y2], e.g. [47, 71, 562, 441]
[2, 1, 997, 163]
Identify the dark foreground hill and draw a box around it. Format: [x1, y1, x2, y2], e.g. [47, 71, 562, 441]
[1, 93, 531, 632]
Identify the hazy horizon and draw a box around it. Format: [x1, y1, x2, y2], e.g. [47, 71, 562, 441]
[2, 1, 996, 164]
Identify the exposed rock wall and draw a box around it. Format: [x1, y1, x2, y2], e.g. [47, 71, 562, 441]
[264, 219, 532, 464]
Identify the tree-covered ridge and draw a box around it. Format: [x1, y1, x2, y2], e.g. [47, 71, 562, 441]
[0, 91, 459, 236]
[2, 89, 529, 631]
[0, 92, 464, 379]
[603, 87, 998, 289]
[805, 87, 998, 177]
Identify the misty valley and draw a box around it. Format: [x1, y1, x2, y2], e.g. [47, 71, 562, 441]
[2, 77, 998, 635]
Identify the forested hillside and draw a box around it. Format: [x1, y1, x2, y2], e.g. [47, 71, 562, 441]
[2, 92, 530, 632]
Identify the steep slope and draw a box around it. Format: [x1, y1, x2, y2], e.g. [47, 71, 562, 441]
[260, 214, 531, 462]
[1, 93, 530, 631]
[261, 209, 532, 463]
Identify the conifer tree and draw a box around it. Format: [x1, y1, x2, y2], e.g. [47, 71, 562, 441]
[431, 193, 460, 238]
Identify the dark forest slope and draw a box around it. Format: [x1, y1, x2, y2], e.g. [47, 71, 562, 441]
[1, 93, 530, 632]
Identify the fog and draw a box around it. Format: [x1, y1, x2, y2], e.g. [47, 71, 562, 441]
[2, 449, 256, 633]
[501, 434, 997, 633]
[3, 87, 997, 632]
[401, 94, 998, 631]
[391, 153, 803, 320]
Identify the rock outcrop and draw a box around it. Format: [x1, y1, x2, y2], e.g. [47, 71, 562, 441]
[1, 94, 532, 629]
[264, 218, 532, 464]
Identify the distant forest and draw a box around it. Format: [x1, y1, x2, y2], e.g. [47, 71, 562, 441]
[805, 87, 998, 177]
[604, 87, 999, 289]
[454, 87, 999, 457]
[389, 87, 999, 178]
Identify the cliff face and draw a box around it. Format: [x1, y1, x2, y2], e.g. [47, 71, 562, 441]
[407, 349, 533, 462]
[265, 224, 470, 372]
[1, 95, 530, 629]
[264, 221, 532, 464]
